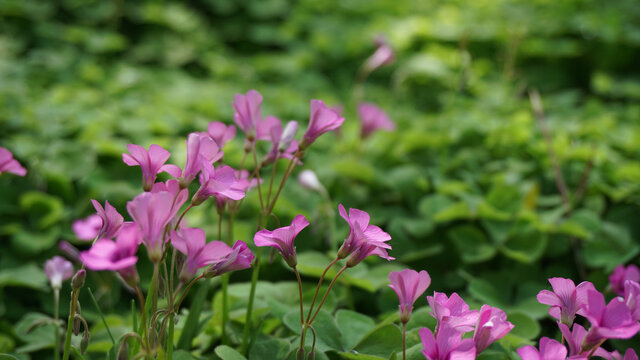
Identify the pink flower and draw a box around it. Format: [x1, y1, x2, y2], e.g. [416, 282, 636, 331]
[178, 133, 223, 187]
[91, 200, 124, 240]
[206, 122, 236, 148]
[610, 264, 640, 296]
[214, 169, 258, 211]
[427, 292, 479, 333]
[582, 289, 640, 348]
[624, 280, 640, 321]
[233, 90, 263, 138]
[517, 338, 568, 360]
[192, 161, 245, 205]
[300, 100, 345, 149]
[420, 325, 476, 360]
[388, 269, 431, 323]
[44, 256, 74, 289]
[59, 241, 80, 262]
[473, 305, 514, 353]
[358, 103, 395, 138]
[337, 204, 392, 263]
[363, 36, 395, 74]
[80, 222, 141, 286]
[127, 185, 188, 262]
[72, 214, 102, 241]
[263, 120, 299, 166]
[557, 322, 610, 358]
[204, 240, 254, 277]
[604, 349, 639, 360]
[0, 147, 26, 176]
[170, 228, 232, 282]
[536, 277, 595, 326]
[122, 144, 180, 191]
[254, 215, 309, 268]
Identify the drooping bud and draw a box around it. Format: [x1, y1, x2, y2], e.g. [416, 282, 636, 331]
[279, 121, 298, 153]
[71, 269, 86, 290]
[296, 348, 305, 360]
[307, 350, 315, 360]
[298, 170, 326, 195]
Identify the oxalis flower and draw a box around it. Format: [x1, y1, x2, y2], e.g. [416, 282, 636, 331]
[610, 264, 640, 296]
[582, 289, 640, 348]
[192, 161, 245, 206]
[72, 214, 102, 241]
[557, 322, 610, 358]
[0, 146, 27, 176]
[427, 292, 479, 333]
[601, 349, 639, 360]
[91, 199, 124, 240]
[80, 222, 141, 287]
[204, 240, 254, 277]
[170, 228, 232, 283]
[336, 204, 393, 267]
[262, 119, 299, 166]
[45, 256, 74, 290]
[624, 280, 640, 321]
[127, 181, 188, 262]
[472, 305, 514, 354]
[178, 133, 223, 188]
[123, 144, 181, 191]
[206, 121, 236, 148]
[536, 277, 595, 326]
[363, 35, 395, 74]
[388, 269, 431, 323]
[254, 215, 309, 268]
[358, 102, 395, 138]
[517, 337, 568, 360]
[420, 324, 476, 360]
[232, 89, 263, 138]
[300, 100, 344, 149]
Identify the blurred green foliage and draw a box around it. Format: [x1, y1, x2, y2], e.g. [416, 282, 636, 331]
[1, 0, 640, 358]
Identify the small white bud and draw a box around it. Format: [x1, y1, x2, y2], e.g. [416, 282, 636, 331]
[298, 170, 325, 194]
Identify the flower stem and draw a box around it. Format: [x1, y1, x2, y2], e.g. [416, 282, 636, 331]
[265, 160, 279, 209]
[61, 288, 80, 360]
[305, 258, 339, 324]
[221, 273, 230, 345]
[402, 322, 407, 360]
[174, 275, 204, 312]
[308, 265, 347, 324]
[87, 287, 115, 345]
[53, 289, 60, 360]
[266, 153, 299, 215]
[252, 146, 265, 212]
[166, 313, 175, 360]
[294, 267, 304, 326]
[175, 203, 194, 231]
[242, 247, 262, 354]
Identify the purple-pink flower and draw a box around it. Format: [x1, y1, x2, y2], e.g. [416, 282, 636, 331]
[214, 169, 258, 211]
[517, 337, 568, 360]
[363, 36, 395, 74]
[263, 120, 299, 165]
[604, 349, 639, 360]
[610, 264, 640, 296]
[420, 325, 476, 360]
[72, 214, 102, 241]
[0, 147, 27, 176]
[127, 184, 188, 262]
[80, 222, 141, 286]
[170, 228, 232, 283]
[254, 215, 309, 268]
[358, 103, 395, 138]
[624, 280, 640, 321]
[91, 200, 124, 240]
[388, 269, 431, 323]
[536, 277, 595, 326]
[122, 144, 180, 191]
[206, 121, 236, 148]
[300, 100, 345, 149]
[178, 133, 223, 187]
[192, 161, 245, 205]
[427, 292, 479, 333]
[44, 256, 74, 289]
[337, 204, 393, 267]
[473, 305, 514, 353]
[582, 289, 640, 348]
[233, 90, 263, 138]
[204, 240, 254, 277]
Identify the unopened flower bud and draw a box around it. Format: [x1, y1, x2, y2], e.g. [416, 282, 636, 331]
[117, 342, 129, 360]
[296, 348, 305, 360]
[73, 317, 81, 336]
[279, 121, 298, 152]
[81, 330, 90, 353]
[298, 170, 325, 195]
[71, 269, 86, 290]
[307, 350, 315, 360]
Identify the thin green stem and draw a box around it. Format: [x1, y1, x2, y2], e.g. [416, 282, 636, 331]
[265, 160, 279, 209]
[305, 258, 339, 324]
[241, 247, 262, 354]
[166, 313, 175, 360]
[87, 287, 115, 345]
[152, 263, 160, 329]
[402, 322, 407, 360]
[221, 274, 230, 345]
[252, 146, 265, 211]
[266, 153, 299, 215]
[61, 288, 80, 360]
[53, 289, 60, 360]
[309, 266, 347, 324]
[175, 203, 194, 231]
[174, 275, 204, 312]
[587, 339, 606, 358]
[294, 267, 304, 326]
[135, 286, 149, 353]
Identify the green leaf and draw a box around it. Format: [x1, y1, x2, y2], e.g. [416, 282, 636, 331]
[335, 310, 375, 350]
[249, 338, 290, 360]
[14, 313, 55, 353]
[353, 325, 402, 359]
[283, 309, 343, 352]
[19, 191, 64, 229]
[339, 353, 387, 360]
[506, 311, 540, 340]
[215, 345, 247, 360]
[448, 225, 496, 263]
[499, 228, 547, 263]
[0, 263, 48, 289]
